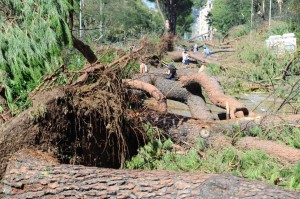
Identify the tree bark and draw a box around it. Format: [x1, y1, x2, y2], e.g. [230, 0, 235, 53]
[143, 110, 300, 147]
[167, 51, 221, 65]
[72, 35, 98, 64]
[137, 74, 215, 120]
[1, 150, 299, 199]
[0, 85, 11, 124]
[180, 73, 250, 119]
[236, 137, 300, 163]
[122, 79, 167, 112]
[163, 0, 177, 35]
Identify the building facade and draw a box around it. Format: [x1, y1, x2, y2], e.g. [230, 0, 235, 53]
[192, 0, 214, 40]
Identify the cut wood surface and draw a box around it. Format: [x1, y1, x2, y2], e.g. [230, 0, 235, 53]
[180, 73, 250, 119]
[1, 150, 299, 199]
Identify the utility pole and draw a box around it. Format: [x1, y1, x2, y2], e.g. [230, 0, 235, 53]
[250, 0, 254, 40]
[79, 0, 84, 38]
[99, 0, 103, 39]
[269, 0, 272, 27]
[250, 0, 254, 29]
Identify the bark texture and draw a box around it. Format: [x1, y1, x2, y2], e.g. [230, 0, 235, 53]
[137, 74, 215, 120]
[167, 51, 220, 65]
[144, 110, 300, 148]
[236, 137, 300, 163]
[1, 150, 299, 199]
[180, 73, 250, 119]
[72, 36, 98, 64]
[122, 79, 167, 112]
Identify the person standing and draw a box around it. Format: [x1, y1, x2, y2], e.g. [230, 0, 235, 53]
[139, 60, 148, 74]
[203, 45, 211, 57]
[194, 43, 198, 52]
[164, 62, 177, 80]
[182, 49, 190, 66]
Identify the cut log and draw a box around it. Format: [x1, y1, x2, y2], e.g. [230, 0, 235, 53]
[1, 150, 299, 199]
[180, 73, 250, 119]
[122, 79, 167, 112]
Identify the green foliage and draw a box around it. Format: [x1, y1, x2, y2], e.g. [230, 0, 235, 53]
[126, 140, 300, 190]
[237, 37, 295, 82]
[207, 63, 222, 75]
[148, 0, 194, 34]
[269, 22, 291, 36]
[228, 25, 251, 38]
[0, 0, 72, 110]
[192, 0, 207, 8]
[211, 0, 251, 34]
[82, 0, 162, 43]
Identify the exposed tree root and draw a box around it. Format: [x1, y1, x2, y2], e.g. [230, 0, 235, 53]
[0, 67, 145, 179]
[1, 150, 299, 198]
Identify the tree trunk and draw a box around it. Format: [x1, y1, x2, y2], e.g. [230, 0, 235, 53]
[180, 73, 250, 119]
[143, 110, 300, 147]
[72, 35, 98, 64]
[167, 51, 221, 65]
[164, 0, 177, 35]
[137, 74, 215, 120]
[1, 150, 298, 199]
[0, 86, 11, 124]
[236, 137, 300, 163]
[122, 79, 167, 113]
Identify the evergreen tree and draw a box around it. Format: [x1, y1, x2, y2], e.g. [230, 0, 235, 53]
[0, 0, 73, 107]
[149, 0, 194, 35]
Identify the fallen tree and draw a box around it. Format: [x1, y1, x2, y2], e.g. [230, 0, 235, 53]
[136, 74, 215, 120]
[1, 149, 299, 198]
[167, 51, 218, 64]
[122, 79, 167, 113]
[167, 50, 228, 65]
[180, 73, 250, 119]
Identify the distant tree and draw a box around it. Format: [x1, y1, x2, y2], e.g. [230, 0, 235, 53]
[80, 0, 162, 42]
[210, 0, 251, 34]
[192, 0, 207, 8]
[149, 0, 194, 35]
